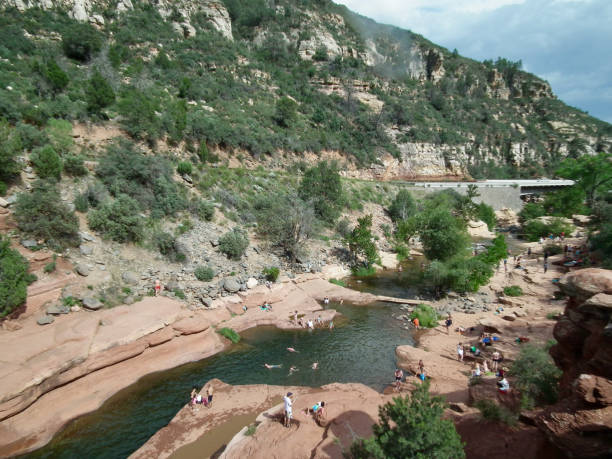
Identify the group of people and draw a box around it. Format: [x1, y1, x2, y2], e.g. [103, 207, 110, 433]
[189, 385, 214, 411]
[292, 310, 334, 330]
[282, 392, 326, 428]
[393, 358, 426, 391]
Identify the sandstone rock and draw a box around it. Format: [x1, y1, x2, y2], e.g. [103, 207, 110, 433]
[246, 277, 258, 289]
[575, 374, 612, 406]
[122, 271, 139, 285]
[2, 320, 22, 331]
[582, 293, 612, 310]
[478, 317, 505, 334]
[199, 296, 213, 308]
[70, 305, 81, 312]
[75, 263, 90, 276]
[502, 315, 516, 322]
[573, 214, 591, 226]
[82, 297, 103, 310]
[37, 315, 55, 325]
[559, 268, 612, 302]
[79, 231, 95, 242]
[499, 296, 524, 307]
[123, 296, 135, 305]
[223, 277, 241, 293]
[513, 309, 527, 318]
[79, 244, 93, 256]
[449, 402, 469, 413]
[0, 197, 9, 208]
[467, 220, 495, 238]
[172, 316, 210, 335]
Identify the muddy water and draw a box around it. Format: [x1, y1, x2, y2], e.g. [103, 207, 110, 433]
[24, 301, 415, 459]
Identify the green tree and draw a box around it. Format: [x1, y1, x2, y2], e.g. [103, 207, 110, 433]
[388, 189, 416, 222]
[32, 145, 62, 181]
[298, 161, 344, 224]
[347, 381, 464, 458]
[44, 60, 69, 93]
[418, 207, 469, 261]
[345, 214, 379, 268]
[557, 152, 612, 207]
[255, 193, 315, 262]
[510, 345, 561, 407]
[274, 96, 298, 127]
[62, 22, 102, 62]
[0, 236, 34, 317]
[476, 202, 496, 231]
[86, 70, 115, 114]
[14, 181, 80, 250]
[0, 121, 22, 189]
[542, 187, 587, 217]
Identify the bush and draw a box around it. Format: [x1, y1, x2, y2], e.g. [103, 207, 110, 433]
[510, 345, 561, 406]
[329, 278, 346, 287]
[475, 399, 518, 426]
[263, 266, 280, 282]
[418, 207, 470, 261]
[88, 194, 144, 243]
[62, 22, 102, 62]
[0, 236, 33, 317]
[0, 121, 22, 187]
[44, 60, 69, 93]
[44, 255, 57, 274]
[503, 285, 523, 297]
[410, 304, 440, 328]
[63, 154, 88, 176]
[519, 202, 546, 223]
[274, 96, 298, 127]
[543, 244, 563, 255]
[190, 198, 215, 221]
[347, 381, 464, 458]
[173, 288, 186, 300]
[194, 266, 215, 281]
[32, 145, 62, 181]
[476, 202, 496, 231]
[219, 227, 249, 260]
[523, 218, 574, 242]
[217, 327, 241, 343]
[177, 161, 193, 175]
[14, 181, 80, 250]
[86, 70, 115, 114]
[153, 231, 185, 262]
[352, 265, 376, 277]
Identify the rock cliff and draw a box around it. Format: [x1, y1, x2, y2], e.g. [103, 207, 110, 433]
[540, 268, 612, 457]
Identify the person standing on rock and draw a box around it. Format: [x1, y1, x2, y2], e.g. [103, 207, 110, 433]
[283, 392, 294, 427]
[445, 314, 452, 334]
[544, 260, 549, 273]
[492, 351, 501, 371]
[154, 279, 161, 296]
[457, 343, 464, 362]
[206, 385, 213, 407]
[394, 368, 404, 391]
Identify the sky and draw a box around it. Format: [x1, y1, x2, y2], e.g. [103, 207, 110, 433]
[336, 0, 612, 124]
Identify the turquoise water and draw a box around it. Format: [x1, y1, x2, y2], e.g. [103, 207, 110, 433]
[25, 301, 414, 459]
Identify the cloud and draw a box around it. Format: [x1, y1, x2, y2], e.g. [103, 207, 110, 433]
[336, 0, 612, 123]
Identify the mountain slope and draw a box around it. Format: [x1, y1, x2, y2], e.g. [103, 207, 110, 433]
[0, 0, 610, 180]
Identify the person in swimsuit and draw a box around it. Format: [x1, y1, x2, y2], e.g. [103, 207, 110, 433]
[283, 392, 294, 427]
[394, 368, 404, 391]
[445, 314, 452, 334]
[329, 320, 334, 330]
[190, 387, 198, 410]
[154, 279, 161, 296]
[264, 363, 282, 369]
[311, 362, 319, 370]
[206, 385, 213, 407]
[492, 351, 500, 371]
[413, 317, 420, 329]
[457, 343, 464, 362]
[289, 366, 298, 375]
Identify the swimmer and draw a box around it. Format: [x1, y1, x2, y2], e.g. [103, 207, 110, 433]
[287, 347, 298, 353]
[289, 366, 298, 375]
[264, 363, 282, 369]
[311, 362, 319, 370]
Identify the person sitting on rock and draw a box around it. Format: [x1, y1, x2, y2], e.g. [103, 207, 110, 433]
[471, 362, 481, 378]
[313, 401, 325, 422]
[497, 376, 510, 393]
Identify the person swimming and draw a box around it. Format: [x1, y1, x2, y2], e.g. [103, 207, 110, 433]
[311, 362, 319, 370]
[264, 363, 282, 369]
[287, 347, 298, 353]
[289, 366, 298, 375]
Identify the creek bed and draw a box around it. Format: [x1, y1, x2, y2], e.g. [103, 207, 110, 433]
[24, 300, 415, 459]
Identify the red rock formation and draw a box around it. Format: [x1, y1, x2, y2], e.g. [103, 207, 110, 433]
[538, 268, 612, 458]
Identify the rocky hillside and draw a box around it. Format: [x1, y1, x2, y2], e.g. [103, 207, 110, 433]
[0, 0, 610, 180]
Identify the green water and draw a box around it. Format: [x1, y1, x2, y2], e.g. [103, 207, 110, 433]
[25, 301, 414, 459]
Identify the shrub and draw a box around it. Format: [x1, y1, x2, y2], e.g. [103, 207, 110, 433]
[44, 60, 69, 93]
[475, 399, 518, 426]
[62, 22, 102, 62]
[503, 285, 523, 297]
[329, 278, 346, 287]
[263, 266, 280, 282]
[173, 288, 186, 300]
[410, 304, 440, 328]
[510, 345, 561, 406]
[190, 199, 215, 221]
[0, 121, 22, 187]
[245, 424, 257, 436]
[519, 202, 545, 223]
[523, 218, 574, 242]
[0, 236, 33, 317]
[219, 227, 249, 260]
[347, 381, 464, 458]
[177, 161, 193, 175]
[274, 96, 298, 127]
[217, 327, 241, 343]
[63, 154, 88, 176]
[14, 181, 80, 250]
[44, 255, 57, 274]
[298, 161, 344, 225]
[32, 145, 62, 181]
[88, 194, 144, 243]
[86, 70, 115, 114]
[352, 265, 376, 277]
[476, 202, 496, 231]
[153, 231, 185, 262]
[418, 207, 470, 261]
[194, 266, 215, 281]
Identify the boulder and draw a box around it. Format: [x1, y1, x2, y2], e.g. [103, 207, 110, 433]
[123, 296, 135, 305]
[246, 277, 258, 289]
[467, 220, 495, 238]
[199, 296, 213, 308]
[21, 239, 38, 249]
[75, 264, 90, 277]
[46, 304, 70, 315]
[122, 271, 140, 285]
[575, 374, 612, 406]
[572, 214, 591, 226]
[79, 244, 93, 256]
[582, 293, 612, 311]
[498, 296, 524, 308]
[223, 277, 241, 293]
[70, 305, 81, 312]
[558, 268, 612, 301]
[478, 317, 505, 334]
[172, 316, 210, 335]
[0, 197, 9, 208]
[82, 297, 103, 310]
[37, 315, 55, 325]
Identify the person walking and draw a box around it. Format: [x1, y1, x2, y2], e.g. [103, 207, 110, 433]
[445, 314, 452, 334]
[457, 343, 464, 362]
[544, 260, 548, 273]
